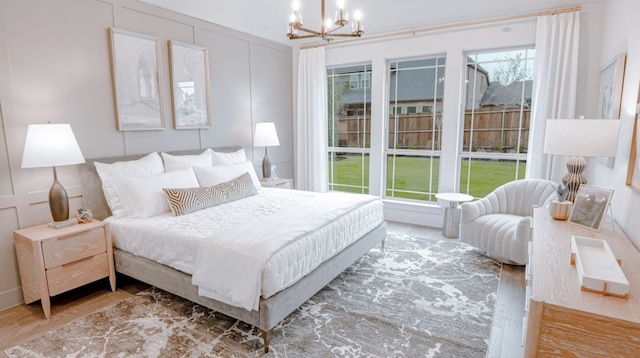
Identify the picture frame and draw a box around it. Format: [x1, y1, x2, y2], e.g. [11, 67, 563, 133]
[169, 41, 211, 129]
[568, 185, 614, 232]
[108, 28, 165, 131]
[597, 53, 626, 120]
[626, 100, 640, 192]
[595, 53, 626, 167]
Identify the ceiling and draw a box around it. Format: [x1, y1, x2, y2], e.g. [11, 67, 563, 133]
[140, 0, 603, 46]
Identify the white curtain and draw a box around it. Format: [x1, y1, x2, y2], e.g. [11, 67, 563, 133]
[526, 11, 580, 180]
[295, 47, 328, 192]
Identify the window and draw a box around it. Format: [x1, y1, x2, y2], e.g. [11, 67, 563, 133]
[350, 74, 359, 89]
[460, 48, 535, 198]
[361, 73, 371, 89]
[328, 64, 372, 194]
[386, 57, 445, 202]
[421, 105, 432, 113]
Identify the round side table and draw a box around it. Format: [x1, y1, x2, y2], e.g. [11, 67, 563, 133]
[435, 193, 474, 238]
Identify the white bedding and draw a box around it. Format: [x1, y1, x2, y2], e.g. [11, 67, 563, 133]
[107, 188, 384, 310]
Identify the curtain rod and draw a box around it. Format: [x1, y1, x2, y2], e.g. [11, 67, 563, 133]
[300, 5, 581, 50]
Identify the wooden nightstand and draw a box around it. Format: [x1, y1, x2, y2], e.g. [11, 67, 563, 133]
[13, 220, 116, 318]
[260, 178, 293, 189]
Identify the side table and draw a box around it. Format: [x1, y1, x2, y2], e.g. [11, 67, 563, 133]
[435, 193, 474, 238]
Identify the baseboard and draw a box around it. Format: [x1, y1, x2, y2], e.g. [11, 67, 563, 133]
[0, 287, 24, 312]
[383, 200, 442, 228]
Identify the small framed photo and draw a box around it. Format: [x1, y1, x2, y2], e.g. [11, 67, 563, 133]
[271, 165, 279, 179]
[568, 185, 614, 232]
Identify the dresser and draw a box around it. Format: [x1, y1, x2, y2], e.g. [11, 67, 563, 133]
[524, 207, 640, 357]
[14, 220, 116, 318]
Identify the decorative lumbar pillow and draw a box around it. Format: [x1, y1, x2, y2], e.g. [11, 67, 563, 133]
[162, 150, 212, 172]
[193, 160, 262, 189]
[94, 152, 165, 218]
[164, 172, 258, 216]
[111, 167, 199, 218]
[209, 148, 246, 166]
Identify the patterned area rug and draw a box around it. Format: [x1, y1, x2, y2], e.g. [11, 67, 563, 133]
[5, 234, 501, 357]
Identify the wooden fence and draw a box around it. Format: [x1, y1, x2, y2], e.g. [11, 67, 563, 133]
[332, 107, 530, 153]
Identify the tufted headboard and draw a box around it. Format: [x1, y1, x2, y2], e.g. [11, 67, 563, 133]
[80, 146, 243, 221]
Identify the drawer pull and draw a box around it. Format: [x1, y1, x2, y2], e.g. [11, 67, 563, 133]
[62, 255, 95, 266]
[58, 230, 91, 240]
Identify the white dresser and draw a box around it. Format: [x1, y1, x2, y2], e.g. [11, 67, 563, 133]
[524, 207, 640, 357]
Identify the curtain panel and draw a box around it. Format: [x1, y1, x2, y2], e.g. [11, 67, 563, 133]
[295, 47, 328, 192]
[526, 11, 581, 180]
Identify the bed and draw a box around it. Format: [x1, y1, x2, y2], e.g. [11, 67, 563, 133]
[80, 146, 387, 352]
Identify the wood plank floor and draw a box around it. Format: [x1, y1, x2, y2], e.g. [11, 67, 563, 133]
[0, 221, 525, 357]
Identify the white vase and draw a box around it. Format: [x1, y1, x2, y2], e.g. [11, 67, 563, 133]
[549, 200, 572, 220]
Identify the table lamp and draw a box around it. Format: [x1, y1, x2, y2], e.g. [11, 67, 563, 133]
[21, 124, 85, 228]
[543, 119, 620, 202]
[254, 122, 280, 180]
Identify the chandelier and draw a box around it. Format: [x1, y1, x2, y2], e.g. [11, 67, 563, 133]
[287, 0, 364, 41]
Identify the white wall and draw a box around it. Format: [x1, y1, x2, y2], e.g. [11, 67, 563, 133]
[590, 0, 640, 248]
[0, 0, 292, 311]
[323, 4, 605, 227]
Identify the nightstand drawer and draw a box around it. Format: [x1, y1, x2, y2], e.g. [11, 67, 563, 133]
[46, 252, 110, 296]
[42, 227, 106, 268]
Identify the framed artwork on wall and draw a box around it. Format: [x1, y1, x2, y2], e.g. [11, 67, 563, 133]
[595, 53, 626, 167]
[597, 53, 626, 120]
[626, 95, 640, 192]
[169, 41, 211, 129]
[108, 28, 165, 131]
[568, 185, 614, 232]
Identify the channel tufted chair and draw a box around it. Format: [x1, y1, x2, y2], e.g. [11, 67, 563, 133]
[459, 179, 558, 265]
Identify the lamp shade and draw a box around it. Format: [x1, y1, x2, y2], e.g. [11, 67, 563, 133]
[254, 122, 280, 147]
[21, 124, 85, 168]
[543, 119, 620, 157]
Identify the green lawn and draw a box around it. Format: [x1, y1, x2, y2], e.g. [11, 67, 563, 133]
[329, 155, 526, 199]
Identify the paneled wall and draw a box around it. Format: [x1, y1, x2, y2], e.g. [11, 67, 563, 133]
[0, 0, 292, 310]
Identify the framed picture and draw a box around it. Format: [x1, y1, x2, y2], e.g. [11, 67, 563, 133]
[109, 28, 165, 131]
[568, 185, 614, 232]
[626, 100, 640, 191]
[594, 53, 626, 167]
[597, 53, 626, 120]
[169, 41, 211, 129]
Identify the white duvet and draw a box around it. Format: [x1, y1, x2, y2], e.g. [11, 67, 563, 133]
[107, 188, 384, 311]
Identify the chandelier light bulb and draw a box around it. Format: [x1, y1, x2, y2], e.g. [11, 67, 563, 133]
[325, 18, 333, 30]
[292, 0, 300, 12]
[354, 9, 362, 21]
[337, 0, 345, 9]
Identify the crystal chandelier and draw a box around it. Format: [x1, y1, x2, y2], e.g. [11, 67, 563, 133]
[287, 0, 364, 41]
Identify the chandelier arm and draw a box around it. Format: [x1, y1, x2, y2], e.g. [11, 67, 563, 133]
[324, 25, 346, 35]
[328, 33, 362, 37]
[288, 34, 324, 40]
[294, 26, 323, 36]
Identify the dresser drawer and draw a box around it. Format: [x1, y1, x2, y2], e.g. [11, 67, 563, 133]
[46, 252, 110, 296]
[42, 227, 106, 268]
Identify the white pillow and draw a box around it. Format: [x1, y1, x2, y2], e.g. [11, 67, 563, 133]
[94, 152, 165, 218]
[162, 150, 212, 172]
[111, 168, 199, 218]
[193, 161, 262, 189]
[209, 148, 246, 166]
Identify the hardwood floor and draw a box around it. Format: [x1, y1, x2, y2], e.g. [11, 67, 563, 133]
[0, 221, 525, 357]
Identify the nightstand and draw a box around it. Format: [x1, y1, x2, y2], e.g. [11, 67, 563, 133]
[13, 220, 116, 318]
[260, 178, 293, 189]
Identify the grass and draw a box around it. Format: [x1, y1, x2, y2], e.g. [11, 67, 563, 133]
[329, 154, 526, 199]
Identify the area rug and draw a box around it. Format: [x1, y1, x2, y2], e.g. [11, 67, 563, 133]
[5, 233, 502, 357]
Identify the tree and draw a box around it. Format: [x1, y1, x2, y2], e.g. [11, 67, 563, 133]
[492, 52, 531, 86]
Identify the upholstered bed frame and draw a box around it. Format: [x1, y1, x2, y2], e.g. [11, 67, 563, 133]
[80, 147, 387, 352]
